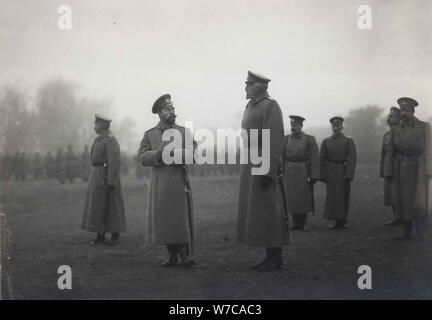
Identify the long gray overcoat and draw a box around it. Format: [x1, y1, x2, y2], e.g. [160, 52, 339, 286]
[320, 133, 357, 220]
[386, 117, 431, 221]
[138, 122, 194, 245]
[283, 132, 320, 214]
[82, 132, 126, 233]
[237, 92, 289, 247]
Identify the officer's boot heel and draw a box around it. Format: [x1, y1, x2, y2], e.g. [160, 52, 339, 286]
[161, 244, 179, 267]
[179, 244, 195, 269]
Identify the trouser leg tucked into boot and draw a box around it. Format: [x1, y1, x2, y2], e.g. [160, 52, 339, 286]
[256, 247, 282, 272]
[386, 206, 402, 226]
[250, 248, 270, 271]
[161, 244, 179, 267]
[179, 243, 195, 268]
[90, 232, 105, 245]
[299, 214, 307, 231]
[397, 220, 413, 240]
[107, 233, 120, 246]
[291, 214, 301, 230]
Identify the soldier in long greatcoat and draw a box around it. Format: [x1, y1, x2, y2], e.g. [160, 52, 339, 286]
[283, 115, 320, 231]
[81, 114, 126, 245]
[380, 107, 401, 226]
[320, 116, 357, 229]
[385, 97, 431, 240]
[237, 71, 288, 272]
[138, 94, 195, 268]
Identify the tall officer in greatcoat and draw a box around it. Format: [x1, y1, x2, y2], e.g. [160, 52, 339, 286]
[283, 115, 320, 231]
[237, 71, 289, 272]
[380, 107, 401, 226]
[386, 97, 431, 240]
[320, 116, 357, 229]
[138, 94, 195, 268]
[82, 114, 126, 245]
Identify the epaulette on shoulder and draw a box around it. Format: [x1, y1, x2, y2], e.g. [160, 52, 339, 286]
[265, 96, 276, 102]
[145, 126, 157, 133]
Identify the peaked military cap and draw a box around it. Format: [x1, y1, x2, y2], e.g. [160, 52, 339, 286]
[289, 115, 305, 123]
[152, 94, 173, 114]
[397, 97, 418, 108]
[94, 113, 112, 122]
[246, 71, 271, 84]
[329, 116, 344, 124]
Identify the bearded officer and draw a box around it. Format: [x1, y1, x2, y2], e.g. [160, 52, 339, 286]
[81, 114, 126, 245]
[380, 107, 401, 226]
[283, 115, 320, 231]
[138, 94, 195, 268]
[386, 97, 431, 240]
[237, 71, 288, 272]
[320, 116, 357, 229]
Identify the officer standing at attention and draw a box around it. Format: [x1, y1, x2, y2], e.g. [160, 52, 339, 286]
[283, 115, 320, 231]
[320, 116, 357, 229]
[237, 71, 288, 272]
[386, 97, 431, 240]
[81, 114, 126, 245]
[138, 94, 196, 268]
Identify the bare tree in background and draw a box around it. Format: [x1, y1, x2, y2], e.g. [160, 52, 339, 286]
[344, 105, 386, 164]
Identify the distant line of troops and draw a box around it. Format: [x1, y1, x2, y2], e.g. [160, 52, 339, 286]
[0, 146, 92, 183]
[79, 71, 431, 272]
[0, 146, 138, 183]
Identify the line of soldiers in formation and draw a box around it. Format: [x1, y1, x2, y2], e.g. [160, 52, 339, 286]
[79, 70, 430, 273]
[0, 146, 92, 183]
[0, 147, 241, 183]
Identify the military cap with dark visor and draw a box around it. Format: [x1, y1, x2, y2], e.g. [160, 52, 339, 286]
[245, 70, 271, 84]
[397, 97, 418, 108]
[94, 113, 112, 123]
[152, 94, 173, 114]
[289, 115, 305, 123]
[329, 116, 344, 124]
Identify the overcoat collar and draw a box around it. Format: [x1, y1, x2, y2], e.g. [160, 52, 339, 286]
[250, 92, 269, 105]
[156, 121, 175, 131]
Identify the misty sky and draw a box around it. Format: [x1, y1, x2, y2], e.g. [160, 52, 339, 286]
[1, 0, 431, 135]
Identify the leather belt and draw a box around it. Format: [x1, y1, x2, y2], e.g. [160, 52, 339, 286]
[92, 163, 105, 167]
[285, 159, 309, 163]
[326, 159, 347, 164]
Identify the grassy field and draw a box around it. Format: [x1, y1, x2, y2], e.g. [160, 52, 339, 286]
[1, 163, 432, 300]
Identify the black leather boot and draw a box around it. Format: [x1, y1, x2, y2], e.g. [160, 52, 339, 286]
[107, 233, 120, 246]
[256, 247, 282, 272]
[179, 244, 195, 268]
[299, 214, 307, 231]
[161, 244, 179, 267]
[250, 248, 270, 271]
[396, 221, 412, 240]
[90, 233, 105, 245]
[290, 214, 301, 230]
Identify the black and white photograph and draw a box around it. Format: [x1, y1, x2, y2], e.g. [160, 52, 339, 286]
[0, 0, 431, 305]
